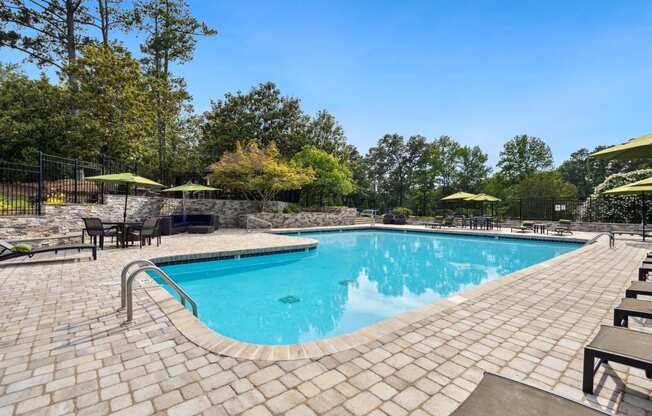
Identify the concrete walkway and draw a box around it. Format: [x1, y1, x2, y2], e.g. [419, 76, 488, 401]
[0, 229, 650, 415]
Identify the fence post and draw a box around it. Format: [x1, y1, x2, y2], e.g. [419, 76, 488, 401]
[100, 155, 105, 204]
[519, 199, 522, 220]
[37, 151, 43, 215]
[74, 158, 79, 204]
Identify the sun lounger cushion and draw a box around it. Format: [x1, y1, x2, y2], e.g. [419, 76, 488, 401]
[452, 372, 607, 416]
[12, 243, 32, 254]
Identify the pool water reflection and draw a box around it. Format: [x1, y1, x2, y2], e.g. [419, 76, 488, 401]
[157, 230, 581, 345]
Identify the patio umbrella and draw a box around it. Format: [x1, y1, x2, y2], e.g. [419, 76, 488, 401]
[591, 133, 652, 160]
[603, 183, 652, 241]
[441, 191, 477, 201]
[161, 183, 219, 220]
[465, 193, 501, 216]
[86, 173, 166, 223]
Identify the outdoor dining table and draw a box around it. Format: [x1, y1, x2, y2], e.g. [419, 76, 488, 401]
[103, 221, 144, 248]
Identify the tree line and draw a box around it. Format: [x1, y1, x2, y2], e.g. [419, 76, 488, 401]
[2, 1, 650, 214]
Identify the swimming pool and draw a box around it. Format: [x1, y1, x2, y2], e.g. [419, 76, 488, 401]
[156, 230, 581, 345]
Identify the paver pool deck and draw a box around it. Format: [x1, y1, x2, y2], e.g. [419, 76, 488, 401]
[0, 226, 651, 415]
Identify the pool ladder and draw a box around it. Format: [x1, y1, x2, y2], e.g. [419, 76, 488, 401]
[120, 259, 198, 323]
[584, 232, 615, 248]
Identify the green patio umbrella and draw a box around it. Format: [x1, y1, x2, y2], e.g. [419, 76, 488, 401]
[603, 183, 652, 241]
[465, 193, 501, 216]
[86, 173, 166, 223]
[161, 183, 219, 220]
[441, 191, 477, 201]
[591, 133, 652, 160]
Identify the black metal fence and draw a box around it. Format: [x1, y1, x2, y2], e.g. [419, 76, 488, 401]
[1, 152, 301, 216]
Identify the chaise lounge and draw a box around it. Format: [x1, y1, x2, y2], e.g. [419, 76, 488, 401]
[452, 372, 608, 415]
[583, 325, 652, 394]
[0, 240, 96, 262]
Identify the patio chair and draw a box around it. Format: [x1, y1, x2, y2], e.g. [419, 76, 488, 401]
[583, 325, 652, 394]
[82, 217, 120, 249]
[127, 217, 161, 248]
[443, 217, 455, 227]
[451, 372, 608, 416]
[0, 240, 96, 262]
[511, 220, 534, 233]
[554, 219, 573, 235]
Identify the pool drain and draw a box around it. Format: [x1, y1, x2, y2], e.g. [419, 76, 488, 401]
[279, 296, 300, 304]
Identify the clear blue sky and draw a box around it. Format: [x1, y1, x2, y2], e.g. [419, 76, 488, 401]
[5, 0, 652, 166]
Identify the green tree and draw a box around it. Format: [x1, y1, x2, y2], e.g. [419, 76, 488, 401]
[498, 134, 553, 182]
[68, 44, 156, 163]
[200, 82, 311, 161]
[207, 140, 314, 211]
[0, 64, 73, 161]
[306, 110, 349, 159]
[515, 172, 578, 200]
[457, 145, 490, 192]
[292, 145, 354, 206]
[125, 0, 216, 180]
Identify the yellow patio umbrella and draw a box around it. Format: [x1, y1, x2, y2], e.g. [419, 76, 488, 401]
[86, 173, 166, 223]
[603, 183, 652, 241]
[592, 133, 652, 160]
[161, 183, 219, 220]
[465, 193, 501, 216]
[441, 192, 477, 201]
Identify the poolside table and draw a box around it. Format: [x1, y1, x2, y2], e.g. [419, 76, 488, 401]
[103, 221, 144, 248]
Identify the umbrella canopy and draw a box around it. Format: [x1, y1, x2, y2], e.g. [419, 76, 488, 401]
[602, 183, 652, 241]
[161, 183, 219, 193]
[603, 183, 652, 195]
[86, 173, 165, 223]
[591, 133, 652, 160]
[465, 193, 501, 202]
[441, 192, 477, 201]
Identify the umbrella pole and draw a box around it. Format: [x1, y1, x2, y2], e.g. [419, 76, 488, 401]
[124, 183, 129, 224]
[644, 193, 647, 242]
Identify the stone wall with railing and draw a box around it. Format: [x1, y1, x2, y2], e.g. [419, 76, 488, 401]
[0, 195, 288, 240]
[242, 207, 358, 229]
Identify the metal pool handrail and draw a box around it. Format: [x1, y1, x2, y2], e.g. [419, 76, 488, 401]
[585, 232, 615, 248]
[123, 264, 198, 322]
[121, 259, 156, 308]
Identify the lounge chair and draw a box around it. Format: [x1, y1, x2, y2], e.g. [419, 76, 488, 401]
[554, 219, 573, 235]
[0, 240, 96, 262]
[625, 280, 652, 298]
[443, 217, 455, 227]
[613, 298, 652, 327]
[583, 325, 652, 394]
[511, 220, 534, 233]
[452, 372, 607, 415]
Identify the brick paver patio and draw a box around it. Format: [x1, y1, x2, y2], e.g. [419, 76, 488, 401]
[1, 229, 651, 415]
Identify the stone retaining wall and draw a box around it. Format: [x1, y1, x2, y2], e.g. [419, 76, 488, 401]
[0, 195, 288, 240]
[242, 208, 357, 229]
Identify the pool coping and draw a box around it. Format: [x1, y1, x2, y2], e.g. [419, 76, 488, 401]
[142, 225, 594, 361]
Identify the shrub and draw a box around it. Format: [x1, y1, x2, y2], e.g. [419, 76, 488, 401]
[283, 204, 302, 214]
[46, 193, 65, 204]
[392, 207, 412, 217]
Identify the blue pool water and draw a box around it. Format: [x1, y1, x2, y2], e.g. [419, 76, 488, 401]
[156, 230, 581, 345]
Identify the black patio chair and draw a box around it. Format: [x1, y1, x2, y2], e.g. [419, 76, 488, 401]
[82, 218, 120, 249]
[128, 217, 160, 248]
